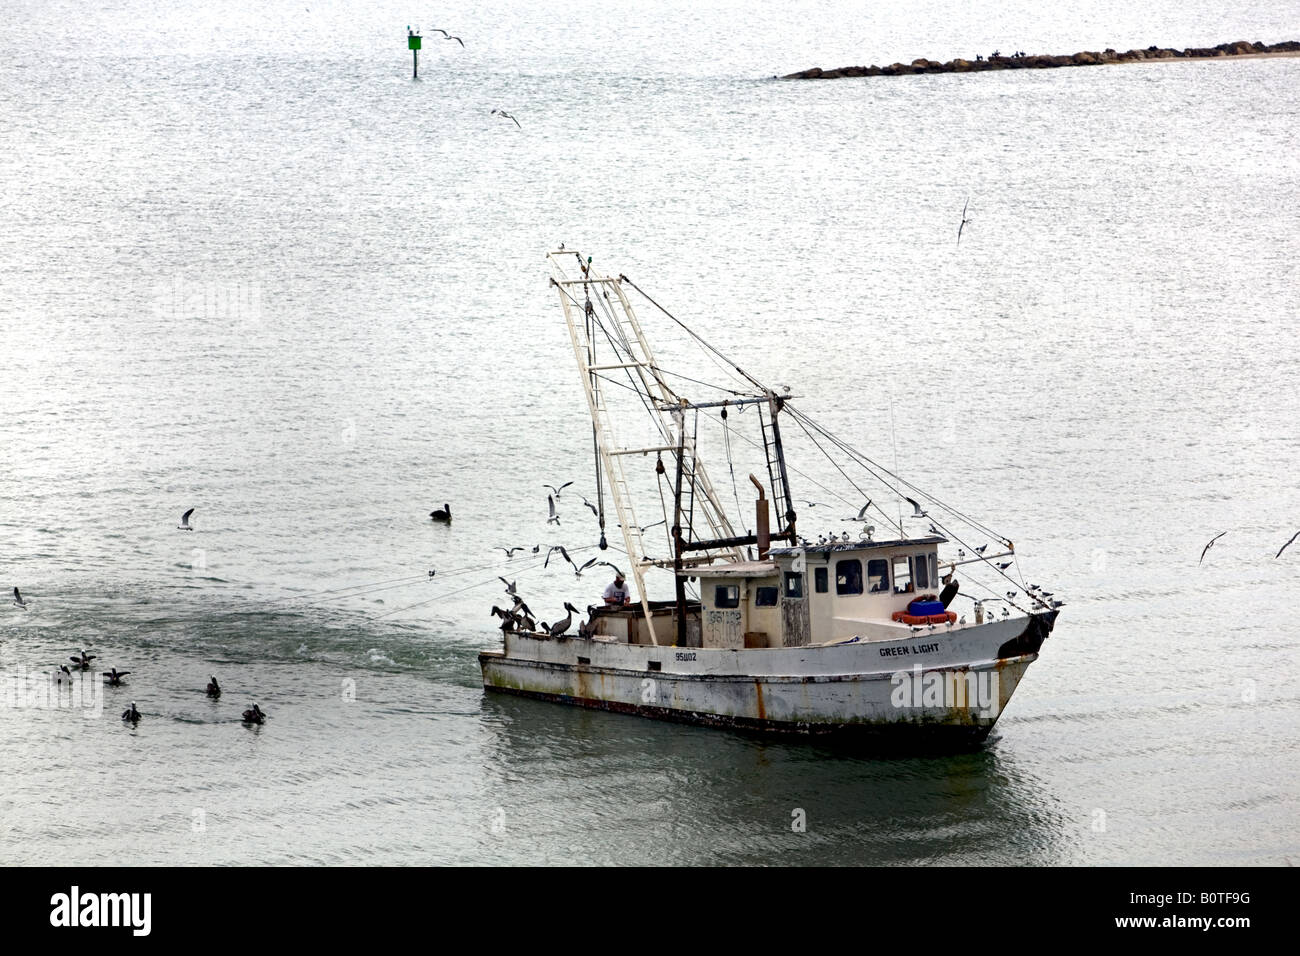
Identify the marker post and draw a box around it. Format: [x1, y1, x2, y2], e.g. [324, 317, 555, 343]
[408, 29, 421, 79]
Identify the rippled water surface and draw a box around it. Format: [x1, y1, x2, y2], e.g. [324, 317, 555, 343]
[1, 0, 1298, 865]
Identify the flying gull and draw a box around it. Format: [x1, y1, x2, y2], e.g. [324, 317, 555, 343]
[957, 197, 973, 245]
[1199, 531, 1226, 565]
[491, 109, 522, 129]
[1276, 531, 1300, 559]
[179, 508, 195, 531]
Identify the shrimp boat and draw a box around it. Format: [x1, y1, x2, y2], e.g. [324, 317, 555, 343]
[478, 251, 1062, 744]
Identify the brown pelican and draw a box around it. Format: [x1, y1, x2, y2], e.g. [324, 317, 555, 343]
[242, 703, 266, 725]
[206, 676, 221, 699]
[430, 504, 452, 523]
[547, 603, 581, 637]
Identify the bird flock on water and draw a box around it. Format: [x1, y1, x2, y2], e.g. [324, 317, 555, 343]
[8, 507, 274, 728]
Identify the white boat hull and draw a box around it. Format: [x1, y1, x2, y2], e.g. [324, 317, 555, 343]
[480, 611, 1056, 745]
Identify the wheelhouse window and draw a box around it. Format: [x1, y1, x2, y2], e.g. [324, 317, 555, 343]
[915, 554, 929, 589]
[814, 567, 828, 593]
[715, 585, 740, 608]
[929, 554, 938, 588]
[784, 572, 804, 599]
[867, 559, 889, 593]
[836, 559, 862, 595]
[755, 586, 779, 607]
[892, 556, 913, 594]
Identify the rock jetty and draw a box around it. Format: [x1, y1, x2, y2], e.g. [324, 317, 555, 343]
[782, 39, 1300, 79]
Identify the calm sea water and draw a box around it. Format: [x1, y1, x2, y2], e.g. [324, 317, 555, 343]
[1, 0, 1298, 865]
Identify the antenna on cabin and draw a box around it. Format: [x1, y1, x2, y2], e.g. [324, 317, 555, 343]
[408, 27, 422, 80]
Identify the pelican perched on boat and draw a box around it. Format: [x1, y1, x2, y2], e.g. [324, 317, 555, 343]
[547, 602, 581, 637]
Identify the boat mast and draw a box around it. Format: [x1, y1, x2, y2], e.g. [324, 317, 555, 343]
[548, 251, 742, 646]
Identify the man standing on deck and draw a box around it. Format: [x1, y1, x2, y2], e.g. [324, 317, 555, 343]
[603, 573, 631, 606]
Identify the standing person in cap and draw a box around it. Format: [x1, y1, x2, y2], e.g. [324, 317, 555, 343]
[603, 572, 631, 606]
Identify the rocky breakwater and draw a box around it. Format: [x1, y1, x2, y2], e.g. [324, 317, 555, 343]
[782, 39, 1300, 79]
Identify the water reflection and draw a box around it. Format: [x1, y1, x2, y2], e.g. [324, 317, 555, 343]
[478, 692, 1069, 864]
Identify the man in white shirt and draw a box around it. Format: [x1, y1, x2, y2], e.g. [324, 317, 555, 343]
[602, 573, 631, 606]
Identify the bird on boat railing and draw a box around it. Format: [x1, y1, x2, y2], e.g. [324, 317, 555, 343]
[547, 603, 581, 637]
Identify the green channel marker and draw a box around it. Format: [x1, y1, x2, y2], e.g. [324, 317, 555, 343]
[408, 28, 421, 79]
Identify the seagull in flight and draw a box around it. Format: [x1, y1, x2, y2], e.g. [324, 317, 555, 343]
[843, 500, 873, 522]
[496, 547, 525, 559]
[491, 109, 522, 129]
[957, 197, 973, 245]
[544, 482, 572, 499]
[12, 586, 27, 609]
[443, 33, 464, 47]
[570, 556, 600, 577]
[498, 577, 517, 595]
[178, 508, 195, 531]
[1199, 531, 1227, 565]
[1277, 531, 1300, 559]
[581, 496, 599, 517]
[905, 497, 928, 519]
[547, 495, 561, 525]
[618, 519, 666, 533]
